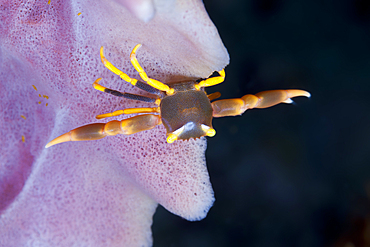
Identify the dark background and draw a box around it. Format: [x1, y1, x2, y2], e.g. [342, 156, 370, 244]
[153, 0, 370, 246]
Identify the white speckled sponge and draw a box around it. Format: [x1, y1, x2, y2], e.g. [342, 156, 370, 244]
[0, 0, 229, 246]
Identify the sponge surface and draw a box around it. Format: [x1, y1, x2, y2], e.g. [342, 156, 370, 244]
[0, 0, 229, 246]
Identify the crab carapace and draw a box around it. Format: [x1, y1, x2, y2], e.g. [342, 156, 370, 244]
[45, 44, 310, 148]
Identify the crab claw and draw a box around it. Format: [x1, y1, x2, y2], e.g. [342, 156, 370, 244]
[212, 89, 310, 117]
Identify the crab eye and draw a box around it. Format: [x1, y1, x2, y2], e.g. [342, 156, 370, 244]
[201, 124, 216, 137]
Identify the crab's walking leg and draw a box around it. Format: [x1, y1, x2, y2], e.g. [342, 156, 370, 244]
[93, 78, 159, 104]
[130, 44, 174, 95]
[45, 114, 161, 148]
[207, 92, 221, 101]
[212, 89, 310, 117]
[96, 107, 160, 119]
[195, 69, 225, 90]
[100, 47, 139, 86]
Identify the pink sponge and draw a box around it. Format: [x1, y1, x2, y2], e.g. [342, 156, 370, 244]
[0, 0, 229, 246]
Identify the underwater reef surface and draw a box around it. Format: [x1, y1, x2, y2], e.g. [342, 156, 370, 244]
[0, 0, 229, 246]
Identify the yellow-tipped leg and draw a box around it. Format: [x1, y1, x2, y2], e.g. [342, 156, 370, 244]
[96, 107, 160, 119]
[92, 78, 105, 92]
[100, 46, 138, 86]
[45, 114, 161, 148]
[212, 89, 310, 117]
[130, 44, 146, 80]
[130, 44, 174, 95]
[93, 78, 159, 103]
[96, 110, 125, 119]
[195, 69, 225, 90]
[123, 107, 160, 115]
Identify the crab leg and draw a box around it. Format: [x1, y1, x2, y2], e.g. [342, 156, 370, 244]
[93, 78, 159, 104]
[96, 107, 160, 119]
[195, 69, 225, 90]
[45, 114, 161, 148]
[100, 47, 139, 86]
[212, 89, 310, 117]
[130, 44, 174, 95]
[207, 92, 221, 101]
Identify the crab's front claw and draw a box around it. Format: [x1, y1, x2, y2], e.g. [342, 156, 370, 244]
[45, 123, 107, 148]
[251, 89, 311, 108]
[212, 89, 310, 117]
[45, 114, 161, 148]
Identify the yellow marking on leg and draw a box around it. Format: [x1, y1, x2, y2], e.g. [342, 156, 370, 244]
[96, 107, 160, 119]
[195, 69, 225, 90]
[130, 44, 174, 95]
[123, 107, 159, 114]
[96, 110, 124, 119]
[155, 98, 161, 105]
[130, 44, 148, 80]
[92, 78, 106, 92]
[100, 46, 138, 86]
[147, 78, 174, 94]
